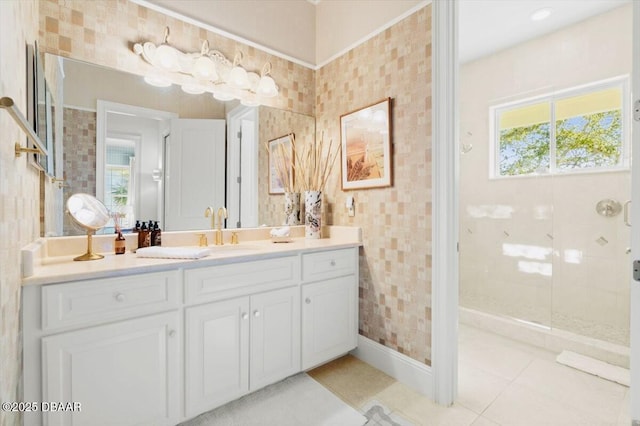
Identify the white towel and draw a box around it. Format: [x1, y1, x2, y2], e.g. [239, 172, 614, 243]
[270, 226, 291, 237]
[136, 246, 210, 259]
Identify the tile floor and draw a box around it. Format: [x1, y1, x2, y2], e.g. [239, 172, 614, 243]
[309, 324, 631, 426]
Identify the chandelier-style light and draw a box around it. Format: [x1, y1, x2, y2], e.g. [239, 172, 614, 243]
[133, 27, 279, 106]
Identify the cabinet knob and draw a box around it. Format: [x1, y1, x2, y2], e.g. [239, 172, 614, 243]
[115, 293, 125, 302]
[305, 298, 311, 304]
[253, 310, 260, 318]
[242, 312, 249, 320]
[330, 260, 336, 266]
[168, 329, 176, 337]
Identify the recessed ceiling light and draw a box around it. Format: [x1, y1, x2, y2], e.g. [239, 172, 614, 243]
[530, 8, 552, 22]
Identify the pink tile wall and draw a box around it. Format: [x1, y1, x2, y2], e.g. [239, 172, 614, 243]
[316, 6, 433, 364]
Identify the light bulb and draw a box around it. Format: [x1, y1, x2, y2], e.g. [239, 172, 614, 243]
[144, 73, 172, 88]
[257, 75, 278, 98]
[154, 44, 179, 71]
[181, 83, 205, 95]
[192, 56, 218, 81]
[228, 65, 249, 89]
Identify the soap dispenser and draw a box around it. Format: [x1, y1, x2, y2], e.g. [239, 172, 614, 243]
[151, 221, 162, 246]
[139, 222, 150, 248]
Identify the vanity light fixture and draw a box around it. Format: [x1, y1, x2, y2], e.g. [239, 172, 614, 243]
[133, 27, 279, 105]
[228, 52, 250, 89]
[257, 62, 278, 98]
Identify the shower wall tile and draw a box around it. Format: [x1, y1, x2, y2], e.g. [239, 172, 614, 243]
[316, 5, 432, 364]
[459, 4, 632, 345]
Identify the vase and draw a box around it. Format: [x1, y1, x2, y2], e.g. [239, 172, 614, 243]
[284, 192, 301, 225]
[304, 190, 322, 239]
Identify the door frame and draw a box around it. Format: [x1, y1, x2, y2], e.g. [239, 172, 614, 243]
[433, 0, 640, 415]
[630, 1, 639, 421]
[431, 0, 459, 406]
[226, 105, 258, 228]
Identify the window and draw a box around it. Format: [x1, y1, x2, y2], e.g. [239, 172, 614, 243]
[492, 78, 628, 177]
[103, 138, 136, 231]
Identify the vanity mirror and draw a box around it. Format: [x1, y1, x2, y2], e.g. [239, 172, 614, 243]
[42, 53, 315, 236]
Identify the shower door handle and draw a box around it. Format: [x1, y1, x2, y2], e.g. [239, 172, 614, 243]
[624, 201, 631, 227]
[634, 260, 640, 282]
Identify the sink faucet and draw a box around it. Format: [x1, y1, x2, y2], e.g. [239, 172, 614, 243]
[214, 206, 227, 245]
[204, 206, 215, 229]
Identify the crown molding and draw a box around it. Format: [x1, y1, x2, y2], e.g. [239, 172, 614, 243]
[130, 0, 317, 70]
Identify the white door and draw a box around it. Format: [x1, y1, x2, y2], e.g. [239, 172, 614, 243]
[630, 1, 640, 421]
[226, 106, 258, 228]
[250, 286, 300, 390]
[41, 312, 179, 426]
[185, 297, 249, 417]
[165, 118, 225, 231]
[301, 276, 356, 370]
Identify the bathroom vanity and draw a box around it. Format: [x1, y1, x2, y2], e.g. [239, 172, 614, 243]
[21, 228, 361, 425]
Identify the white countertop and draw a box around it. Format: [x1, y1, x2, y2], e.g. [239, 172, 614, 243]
[22, 229, 362, 286]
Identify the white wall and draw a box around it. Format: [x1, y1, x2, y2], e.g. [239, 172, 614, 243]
[459, 4, 632, 345]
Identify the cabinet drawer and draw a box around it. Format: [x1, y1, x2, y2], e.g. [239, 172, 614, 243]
[42, 271, 180, 331]
[302, 248, 357, 282]
[185, 256, 298, 304]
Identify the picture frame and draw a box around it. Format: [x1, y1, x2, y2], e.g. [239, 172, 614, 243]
[268, 134, 294, 194]
[340, 97, 392, 190]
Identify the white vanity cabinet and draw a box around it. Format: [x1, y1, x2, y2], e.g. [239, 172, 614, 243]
[301, 248, 358, 370]
[184, 257, 300, 417]
[22, 271, 181, 426]
[23, 244, 359, 425]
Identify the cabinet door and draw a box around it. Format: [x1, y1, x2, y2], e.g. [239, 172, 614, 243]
[185, 297, 250, 417]
[42, 312, 179, 426]
[250, 286, 300, 391]
[302, 276, 357, 370]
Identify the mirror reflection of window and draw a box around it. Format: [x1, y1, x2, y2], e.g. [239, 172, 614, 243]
[104, 138, 136, 233]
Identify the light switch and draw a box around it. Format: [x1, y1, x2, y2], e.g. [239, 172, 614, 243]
[346, 196, 355, 217]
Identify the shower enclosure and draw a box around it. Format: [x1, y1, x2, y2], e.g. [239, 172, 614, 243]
[458, 3, 632, 363]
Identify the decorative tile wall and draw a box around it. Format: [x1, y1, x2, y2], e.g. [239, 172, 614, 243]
[316, 5, 432, 364]
[0, 1, 40, 425]
[257, 106, 315, 227]
[62, 107, 97, 235]
[38, 0, 315, 116]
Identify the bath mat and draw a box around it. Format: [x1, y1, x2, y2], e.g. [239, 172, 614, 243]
[556, 350, 630, 386]
[179, 373, 367, 426]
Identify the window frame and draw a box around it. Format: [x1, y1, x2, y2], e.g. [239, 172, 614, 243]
[489, 76, 630, 179]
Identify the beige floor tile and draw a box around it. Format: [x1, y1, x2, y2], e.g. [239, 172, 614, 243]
[616, 389, 631, 426]
[374, 382, 478, 426]
[470, 416, 501, 426]
[483, 383, 609, 426]
[459, 337, 535, 381]
[513, 358, 627, 423]
[308, 355, 396, 409]
[457, 362, 510, 414]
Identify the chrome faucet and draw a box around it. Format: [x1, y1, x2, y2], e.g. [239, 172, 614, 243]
[214, 206, 227, 245]
[204, 206, 215, 229]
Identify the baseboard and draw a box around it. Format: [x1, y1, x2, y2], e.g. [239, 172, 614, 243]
[350, 335, 433, 399]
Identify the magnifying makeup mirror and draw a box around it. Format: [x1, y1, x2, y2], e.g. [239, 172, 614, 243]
[66, 193, 110, 261]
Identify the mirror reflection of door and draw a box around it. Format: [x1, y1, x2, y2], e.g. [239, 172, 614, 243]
[165, 118, 225, 231]
[96, 101, 177, 233]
